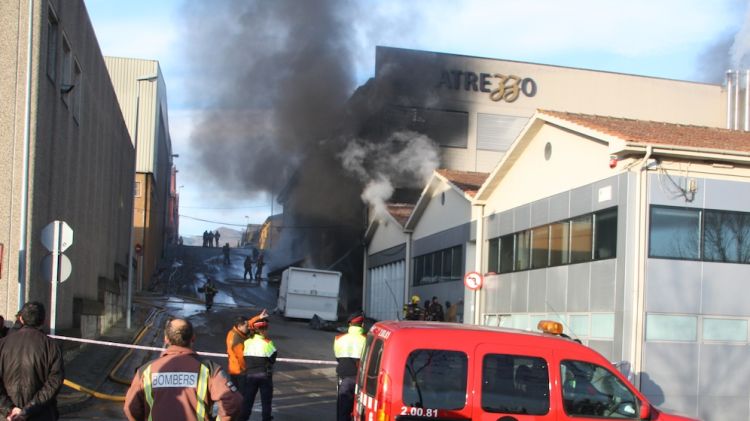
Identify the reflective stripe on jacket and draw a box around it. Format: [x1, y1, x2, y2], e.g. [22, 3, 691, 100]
[243, 334, 277, 375]
[333, 326, 365, 377]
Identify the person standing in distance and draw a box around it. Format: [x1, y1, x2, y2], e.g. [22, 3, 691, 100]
[124, 318, 243, 421]
[243, 318, 276, 421]
[333, 312, 367, 421]
[0, 302, 63, 421]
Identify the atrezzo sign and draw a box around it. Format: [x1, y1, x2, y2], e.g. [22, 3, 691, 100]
[437, 70, 537, 102]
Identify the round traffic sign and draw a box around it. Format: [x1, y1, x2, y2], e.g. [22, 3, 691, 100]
[464, 271, 484, 290]
[41, 254, 72, 283]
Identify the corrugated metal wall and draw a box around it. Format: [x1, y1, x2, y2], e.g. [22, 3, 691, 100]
[103, 57, 165, 175]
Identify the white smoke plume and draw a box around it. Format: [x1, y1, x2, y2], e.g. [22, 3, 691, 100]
[361, 178, 394, 220]
[731, 7, 750, 69]
[339, 131, 440, 219]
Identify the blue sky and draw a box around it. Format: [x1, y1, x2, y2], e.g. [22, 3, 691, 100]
[84, 0, 748, 236]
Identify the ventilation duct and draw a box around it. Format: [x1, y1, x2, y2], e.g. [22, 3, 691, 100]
[725, 70, 750, 131]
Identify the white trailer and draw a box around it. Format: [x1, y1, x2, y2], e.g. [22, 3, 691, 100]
[277, 267, 341, 321]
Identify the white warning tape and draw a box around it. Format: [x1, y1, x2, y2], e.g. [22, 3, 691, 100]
[49, 334, 337, 366]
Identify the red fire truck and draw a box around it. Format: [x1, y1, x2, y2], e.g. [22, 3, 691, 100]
[353, 320, 698, 421]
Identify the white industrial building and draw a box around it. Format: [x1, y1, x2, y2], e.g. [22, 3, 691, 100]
[363, 47, 750, 420]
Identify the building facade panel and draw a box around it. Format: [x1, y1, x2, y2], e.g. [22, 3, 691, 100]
[412, 184, 471, 240]
[529, 197, 549, 228]
[642, 342, 700, 416]
[367, 244, 406, 269]
[509, 271, 529, 313]
[701, 262, 750, 316]
[646, 260, 702, 314]
[698, 345, 750, 421]
[566, 264, 591, 312]
[545, 266, 568, 314]
[649, 174, 706, 208]
[368, 217, 408, 255]
[591, 176, 620, 212]
[548, 190, 571, 222]
[527, 269, 547, 313]
[512, 203, 530, 232]
[498, 208, 514, 236]
[703, 177, 750, 211]
[411, 224, 470, 257]
[590, 259, 617, 312]
[569, 183, 594, 217]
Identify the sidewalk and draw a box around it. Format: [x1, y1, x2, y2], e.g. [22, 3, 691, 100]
[57, 301, 161, 414]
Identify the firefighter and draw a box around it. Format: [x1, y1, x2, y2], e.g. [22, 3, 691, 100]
[124, 318, 243, 421]
[243, 318, 276, 421]
[202, 279, 218, 310]
[333, 312, 367, 421]
[403, 295, 423, 320]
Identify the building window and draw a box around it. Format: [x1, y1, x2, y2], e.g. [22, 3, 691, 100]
[499, 234, 514, 273]
[488, 238, 499, 273]
[570, 215, 593, 264]
[645, 314, 697, 342]
[61, 35, 72, 105]
[477, 113, 528, 152]
[594, 208, 617, 259]
[703, 210, 750, 263]
[385, 106, 468, 148]
[650, 206, 750, 264]
[649, 207, 701, 260]
[490, 207, 617, 274]
[71, 59, 82, 123]
[134, 181, 142, 197]
[549, 221, 570, 266]
[590, 313, 615, 339]
[46, 7, 59, 82]
[515, 230, 531, 271]
[413, 245, 463, 286]
[531, 226, 549, 269]
[703, 318, 748, 342]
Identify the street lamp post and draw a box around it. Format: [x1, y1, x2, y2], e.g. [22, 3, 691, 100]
[126, 74, 158, 330]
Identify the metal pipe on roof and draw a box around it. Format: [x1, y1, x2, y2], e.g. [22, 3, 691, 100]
[745, 70, 749, 131]
[735, 70, 741, 130]
[727, 70, 734, 130]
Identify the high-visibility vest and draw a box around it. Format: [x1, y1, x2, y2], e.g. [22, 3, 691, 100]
[244, 334, 277, 357]
[334, 326, 366, 358]
[142, 362, 210, 421]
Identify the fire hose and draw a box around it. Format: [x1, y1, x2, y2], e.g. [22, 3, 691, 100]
[61, 307, 165, 401]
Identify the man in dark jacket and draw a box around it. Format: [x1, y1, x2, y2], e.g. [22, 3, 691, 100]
[0, 301, 64, 420]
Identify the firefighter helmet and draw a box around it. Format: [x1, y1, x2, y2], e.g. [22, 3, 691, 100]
[411, 295, 420, 303]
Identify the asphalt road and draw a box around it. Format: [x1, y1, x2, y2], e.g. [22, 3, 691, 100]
[61, 245, 342, 421]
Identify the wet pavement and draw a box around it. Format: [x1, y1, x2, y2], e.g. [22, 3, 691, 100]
[59, 245, 341, 421]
